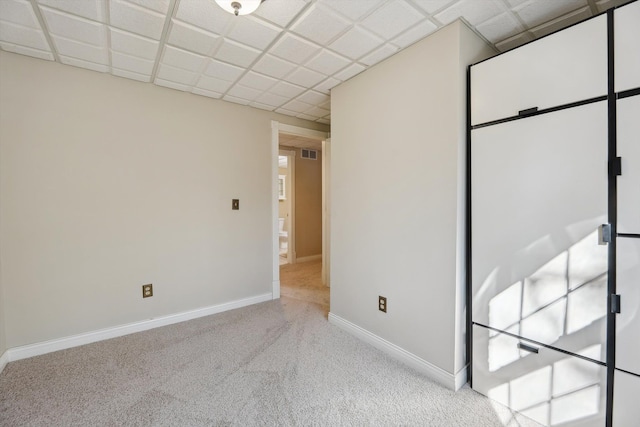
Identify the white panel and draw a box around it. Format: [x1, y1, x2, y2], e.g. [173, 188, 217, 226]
[314, 77, 341, 94]
[226, 15, 280, 50]
[434, 0, 505, 26]
[195, 74, 233, 93]
[52, 35, 108, 64]
[473, 324, 607, 427]
[40, 7, 106, 46]
[238, 72, 277, 91]
[214, 39, 260, 68]
[109, 0, 165, 40]
[617, 96, 640, 234]
[203, 59, 244, 82]
[253, 0, 308, 27]
[161, 45, 207, 72]
[616, 238, 640, 375]
[268, 81, 305, 98]
[285, 67, 325, 87]
[305, 49, 351, 76]
[174, 0, 232, 35]
[329, 26, 383, 60]
[322, 0, 383, 21]
[361, 44, 399, 66]
[0, 41, 53, 60]
[471, 102, 608, 355]
[290, 4, 351, 45]
[613, 370, 640, 427]
[59, 55, 109, 72]
[0, 21, 50, 51]
[38, 0, 105, 22]
[111, 51, 153, 75]
[514, 0, 587, 28]
[391, 20, 438, 49]
[156, 64, 197, 86]
[167, 20, 218, 56]
[1, 0, 40, 28]
[359, 0, 423, 40]
[226, 84, 261, 102]
[111, 68, 151, 82]
[471, 14, 607, 125]
[109, 28, 158, 60]
[252, 54, 297, 79]
[334, 63, 365, 81]
[269, 33, 321, 64]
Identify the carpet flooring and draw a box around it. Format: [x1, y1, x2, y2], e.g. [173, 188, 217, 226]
[0, 268, 540, 426]
[280, 259, 329, 309]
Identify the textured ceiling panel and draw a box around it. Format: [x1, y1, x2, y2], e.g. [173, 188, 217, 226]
[0, 0, 633, 126]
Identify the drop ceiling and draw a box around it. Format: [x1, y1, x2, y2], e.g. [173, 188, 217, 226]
[0, 0, 633, 126]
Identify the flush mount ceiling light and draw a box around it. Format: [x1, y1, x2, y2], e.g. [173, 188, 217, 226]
[214, 0, 266, 16]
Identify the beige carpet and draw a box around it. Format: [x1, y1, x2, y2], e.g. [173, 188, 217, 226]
[280, 259, 329, 309]
[0, 289, 539, 426]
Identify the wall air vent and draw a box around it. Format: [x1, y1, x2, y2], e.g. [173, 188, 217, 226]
[301, 149, 318, 160]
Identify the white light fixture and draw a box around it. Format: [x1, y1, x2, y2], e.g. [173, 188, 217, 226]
[214, 0, 265, 16]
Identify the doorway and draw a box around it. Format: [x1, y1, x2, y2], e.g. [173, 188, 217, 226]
[271, 122, 329, 307]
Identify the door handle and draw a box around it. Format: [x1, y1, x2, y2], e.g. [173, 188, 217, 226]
[518, 342, 539, 354]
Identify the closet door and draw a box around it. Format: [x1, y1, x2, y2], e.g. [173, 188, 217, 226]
[613, 370, 640, 427]
[473, 324, 607, 427]
[471, 101, 609, 360]
[471, 14, 607, 126]
[614, 0, 640, 93]
[616, 238, 640, 374]
[617, 95, 640, 234]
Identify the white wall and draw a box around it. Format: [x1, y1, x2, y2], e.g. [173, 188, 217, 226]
[330, 21, 494, 387]
[0, 51, 327, 349]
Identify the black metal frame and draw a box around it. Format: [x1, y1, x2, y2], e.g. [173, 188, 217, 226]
[465, 2, 639, 425]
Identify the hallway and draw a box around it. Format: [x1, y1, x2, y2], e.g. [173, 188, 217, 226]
[280, 259, 329, 310]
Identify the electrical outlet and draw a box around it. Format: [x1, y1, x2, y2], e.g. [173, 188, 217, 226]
[142, 284, 153, 298]
[232, 199, 239, 210]
[379, 296, 387, 313]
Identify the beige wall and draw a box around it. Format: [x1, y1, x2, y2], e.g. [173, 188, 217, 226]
[330, 21, 494, 387]
[0, 271, 5, 357]
[280, 146, 322, 259]
[0, 51, 327, 349]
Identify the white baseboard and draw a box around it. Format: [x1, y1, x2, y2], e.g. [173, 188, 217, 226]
[7, 293, 272, 363]
[328, 312, 463, 391]
[455, 364, 468, 390]
[295, 254, 321, 263]
[272, 280, 280, 299]
[0, 350, 8, 374]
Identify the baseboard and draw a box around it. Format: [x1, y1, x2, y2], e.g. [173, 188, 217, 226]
[295, 254, 321, 263]
[328, 312, 460, 391]
[455, 364, 468, 390]
[272, 280, 280, 299]
[0, 350, 8, 374]
[7, 293, 272, 363]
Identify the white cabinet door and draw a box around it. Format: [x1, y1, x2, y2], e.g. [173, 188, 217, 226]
[615, 0, 640, 93]
[473, 324, 607, 427]
[471, 14, 607, 125]
[613, 370, 640, 427]
[616, 238, 640, 375]
[471, 102, 608, 359]
[617, 95, 640, 234]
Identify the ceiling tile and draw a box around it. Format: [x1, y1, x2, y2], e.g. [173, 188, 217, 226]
[109, 0, 166, 40]
[214, 38, 261, 67]
[257, 91, 289, 107]
[1, 0, 40, 28]
[304, 106, 330, 117]
[0, 41, 53, 60]
[111, 50, 154, 74]
[253, 0, 309, 27]
[296, 90, 330, 105]
[0, 21, 50, 51]
[223, 94, 251, 105]
[203, 58, 244, 81]
[514, 0, 587, 28]
[329, 25, 383, 60]
[305, 49, 350, 75]
[155, 78, 190, 91]
[59, 54, 109, 72]
[227, 84, 262, 101]
[321, 0, 384, 21]
[360, 43, 398, 66]
[596, 0, 632, 12]
[167, 20, 219, 56]
[529, 5, 591, 38]
[314, 77, 341, 94]
[297, 113, 318, 121]
[40, 7, 106, 46]
[252, 54, 297, 79]
[411, 0, 456, 15]
[162, 45, 207, 72]
[434, 0, 506, 26]
[174, 0, 232, 35]
[126, 0, 170, 14]
[196, 74, 234, 93]
[334, 63, 365, 81]
[290, 4, 351, 45]
[476, 11, 524, 43]
[282, 99, 313, 113]
[111, 67, 151, 82]
[275, 107, 298, 117]
[391, 19, 438, 48]
[270, 81, 306, 97]
[494, 31, 534, 52]
[238, 71, 278, 91]
[51, 35, 108, 64]
[285, 67, 326, 87]
[156, 63, 198, 86]
[192, 87, 223, 99]
[317, 118, 330, 124]
[109, 27, 159, 60]
[37, 0, 105, 22]
[226, 15, 281, 50]
[251, 102, 276, 111]
[360, 0, 424, 40]
[269, 32, 321, 64]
